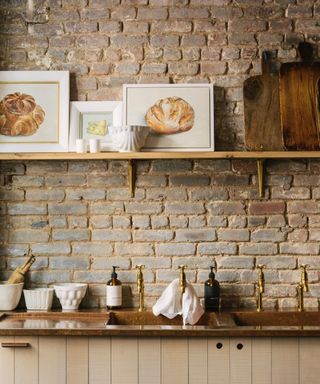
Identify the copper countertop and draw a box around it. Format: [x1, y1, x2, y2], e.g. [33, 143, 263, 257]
[1, 309, 320, 337]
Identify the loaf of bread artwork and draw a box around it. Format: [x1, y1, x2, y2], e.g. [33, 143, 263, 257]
[145, 96, 195, 135]
[0, 92, 45, 136]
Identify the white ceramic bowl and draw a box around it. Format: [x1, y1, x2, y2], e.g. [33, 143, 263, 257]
[110, 125, 150, 152]
[53, 283, 87, 311]
[23, 288, 54, 311]
[0, 282, 23, 310]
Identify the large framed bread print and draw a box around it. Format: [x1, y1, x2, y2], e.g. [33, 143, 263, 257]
[0, 71, 69, 152]
[123, 83, 214, 151]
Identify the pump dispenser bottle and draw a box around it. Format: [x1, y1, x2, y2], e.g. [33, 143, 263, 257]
[204, 266, 220, 312]
[106, 266, 122, 309]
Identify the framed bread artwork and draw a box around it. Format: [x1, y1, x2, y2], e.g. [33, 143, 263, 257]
[69, 101, 122, 152]
[123, 83, 214, 151]
[0, 71, 69, 152]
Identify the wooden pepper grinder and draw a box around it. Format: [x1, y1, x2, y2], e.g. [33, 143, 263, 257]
[6, 250, 36, 284]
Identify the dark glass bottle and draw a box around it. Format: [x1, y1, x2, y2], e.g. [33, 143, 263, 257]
[106, 266, 122, 309]
[204, 266, 220, 312]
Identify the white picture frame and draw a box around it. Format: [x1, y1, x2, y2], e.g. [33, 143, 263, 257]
[0, 71, 69, 152]
[123, 83, 214, 151]
[69, 101, 122, 152]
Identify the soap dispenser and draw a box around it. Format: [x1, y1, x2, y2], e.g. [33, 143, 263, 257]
[204, 266, 220, 312]
[106, 266, 122, 309]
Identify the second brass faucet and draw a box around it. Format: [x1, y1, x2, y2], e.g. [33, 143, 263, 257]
[179, 265, 187, 302]
[256, 265, 265, 312]
[297, 264, 308, 312]
[135, 265, 145, 312]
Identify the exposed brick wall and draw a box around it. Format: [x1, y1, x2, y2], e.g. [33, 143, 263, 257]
[1, 159, 320, 310]
[0, 1, 320, 309]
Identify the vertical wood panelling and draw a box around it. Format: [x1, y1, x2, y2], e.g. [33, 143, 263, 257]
[252, 337, 271, 384]
[208, 337, 230, 384]
[188, 337, 207, 384]
[89, 337, 111, 384]
[112, 337, 138, 384]
[66, 337, 89, 384]
[299, 337, 320, 384]
[15, 336, 39, 384]
[272, 338, 299, 384]
[230, 338, 252, 384]
[138, 337, 161, 384]
[39, 336, 67, 384]
[0, 336, 14, 384]
[161, 338, 188, 384]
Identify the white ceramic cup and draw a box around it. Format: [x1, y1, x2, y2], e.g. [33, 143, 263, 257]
[76, 139, 87, 153]
[89, 138, 100, 153]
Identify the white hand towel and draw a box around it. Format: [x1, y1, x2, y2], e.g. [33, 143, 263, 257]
[152, 278, 204, 325]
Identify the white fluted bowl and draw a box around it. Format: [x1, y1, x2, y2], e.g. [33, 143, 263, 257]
[110, 125, 149, 152]
[54, 283, 87, 311]
[0, 282, 23, 310]
[23, 288, 54, 311]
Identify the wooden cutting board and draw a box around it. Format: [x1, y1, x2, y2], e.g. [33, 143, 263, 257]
[244, 51, 284, 151]
[280, 42, 320, 150]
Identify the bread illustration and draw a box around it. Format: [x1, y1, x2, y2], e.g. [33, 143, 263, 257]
[0, 92, 45, 136]
[145, 96, 194, 135]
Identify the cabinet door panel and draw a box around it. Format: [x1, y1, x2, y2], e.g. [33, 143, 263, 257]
[112, 337, 138, 384]
[139, 337, 161, 384]
[39, 336, 66, 384]
[252, 337, 271, 384]
[161, 338, 188, 384]
[189, 337, 207, 384]
[0, 336, 14, 384]
[208, 337, 230, 384]
[89, 337, 111, 384]
[230, 338, 252, 384]
[67, 337, 88, 384]
[300, 337, 320, 384]
[15, 336, 39, 384]
[272, 338, 299, 384]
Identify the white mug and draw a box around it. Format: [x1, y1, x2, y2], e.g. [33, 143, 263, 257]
[89, 138, 100, 153]
[76, 139, 87, 153]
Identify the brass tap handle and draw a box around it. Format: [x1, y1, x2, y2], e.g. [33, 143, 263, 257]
[300, 264, 309, 292]
[135, 265, 145, 292]
[257, 265, 265, 294]
[178, 265, 187, 295]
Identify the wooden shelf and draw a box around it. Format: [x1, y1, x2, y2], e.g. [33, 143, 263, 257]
[0, 151, 320, 161]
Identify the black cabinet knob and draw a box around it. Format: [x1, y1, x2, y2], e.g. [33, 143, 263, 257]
[237, 343, 244, 350]
[216, 342, 223, 349]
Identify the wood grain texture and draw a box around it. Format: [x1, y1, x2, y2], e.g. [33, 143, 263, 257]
[244, 74, 283, 151]
[280, 63, 320, 150]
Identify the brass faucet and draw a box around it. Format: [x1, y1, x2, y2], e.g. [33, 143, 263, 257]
[256, 265, 265, 312]
[297, 264, 308, 312]
[179, 265, 187, 301]
[135, 265, 145, 312]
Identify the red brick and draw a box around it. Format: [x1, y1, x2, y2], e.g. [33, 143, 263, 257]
[248, 202, 285, 215]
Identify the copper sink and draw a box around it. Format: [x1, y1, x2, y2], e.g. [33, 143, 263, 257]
[231, 311, 320, 326]
[106, 310, 220, 326]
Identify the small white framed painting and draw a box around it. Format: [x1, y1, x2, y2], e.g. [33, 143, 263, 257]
[69, 101, 122, 151]
[123, 83, 214, 151]
[0, 71, 69, 152]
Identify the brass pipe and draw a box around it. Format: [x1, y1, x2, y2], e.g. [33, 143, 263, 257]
[257, 159, 265, 198]
[297, 264, 308, 312]
[178, 265, 187, 304]
[256, 265, 265, 312]
[135, 264, 145, 312]
[128, 160, 135, 198]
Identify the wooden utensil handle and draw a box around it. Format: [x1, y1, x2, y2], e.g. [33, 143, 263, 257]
[1, 342, 30, 348]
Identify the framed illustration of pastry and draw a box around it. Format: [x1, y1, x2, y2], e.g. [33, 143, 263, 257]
[0, 71, 69, 152]
[123, 83, 214, 151]
[69, 101, 122, 152]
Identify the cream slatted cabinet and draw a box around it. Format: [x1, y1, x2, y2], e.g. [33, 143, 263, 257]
[2, 336, 320, 383]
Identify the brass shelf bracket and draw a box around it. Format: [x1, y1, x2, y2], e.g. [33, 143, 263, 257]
[128, 159, 136, 198]
[257, 159, 265, 198]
